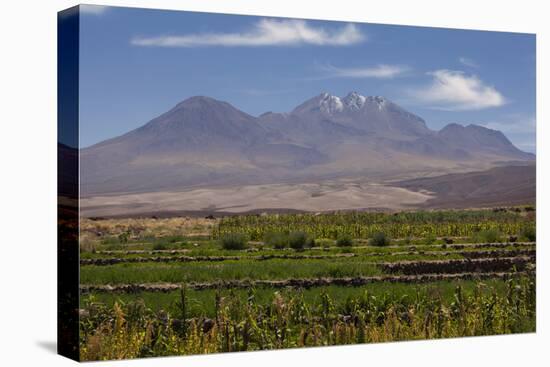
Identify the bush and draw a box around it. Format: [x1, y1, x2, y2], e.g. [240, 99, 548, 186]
[152, 236, 188, 250]
[152, 243, 167, 251]
[336, 235, 353, 247]
[163, 235, 186, 243]
[521, 226, 536, 242]
[424, 233, 437, 245]
[475, 229, 502, 243]
[118, 232, 130, 244]
[264, 232, 289, 249]
[220, 233, 248, 250]
[289, 231, 308, 251]
[305, 237, 316, 248]
[317, 239, 333, 249]
[369, 232, 390, 247]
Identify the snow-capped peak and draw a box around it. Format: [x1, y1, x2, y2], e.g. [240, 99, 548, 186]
[365, 95, 388, 110]
[319, 92, 343, 114]
[343, 91, 367, 110]
[315, 92, 391, 114]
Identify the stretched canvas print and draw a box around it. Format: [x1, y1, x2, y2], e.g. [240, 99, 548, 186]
[58, 4, 537, 361]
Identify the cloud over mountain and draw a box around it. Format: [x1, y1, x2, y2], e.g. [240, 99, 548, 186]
[316, 64, 409, 79]
[409, 70, 506, 110]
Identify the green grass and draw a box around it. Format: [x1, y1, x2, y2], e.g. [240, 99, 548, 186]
[474, 229, 503, 243]
[80, 275, 535, 360]
[79, 242, 535, 260]
[82, 278, 513, 318]
[79, 249, 484, 285]
[80, 257, 384, 284]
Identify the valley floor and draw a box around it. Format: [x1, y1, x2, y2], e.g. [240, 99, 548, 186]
[80, 180, 432, 217]
[80, 164, 535, 218]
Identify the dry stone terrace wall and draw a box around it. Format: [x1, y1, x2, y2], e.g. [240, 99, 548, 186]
[80, 271, 534, 293]
[87, 242, 535, 257]
[80, 248, 535, 266]
[460, 248, 535, 259]
[80, 253, 356, 266]
[381, 256, 534, 275]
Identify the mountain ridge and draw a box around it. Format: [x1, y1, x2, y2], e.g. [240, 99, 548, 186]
[81, 92, 533, 196]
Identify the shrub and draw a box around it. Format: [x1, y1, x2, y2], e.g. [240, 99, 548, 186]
[220, 233, 248, 250]
[163, 235, 186, 243]
[264, 232, 289, 249]
[118, 232, 130, 244]
[317, 239, 333, 249]
[151, 236, 188, 250]
[336, 235, 353, 247]
[475, 229, 502, 243]
[289, 231, 308, 251]
[521, 226, 536, 242]
[176, 241, 189, 249]
[424, 233, 437, 245]
[305, 237, 316, 248]
[152, 243, 167, 251]
[369, 232, 390, 247]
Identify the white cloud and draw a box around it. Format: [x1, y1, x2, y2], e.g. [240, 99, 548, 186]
[410, 70, 506, 110]
[80, 5, 108, 15]
[131, 19, 365, 47]
[317, 64, 409, 79]
[459, 57, 478, 68]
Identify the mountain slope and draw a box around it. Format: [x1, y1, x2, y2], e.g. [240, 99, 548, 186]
[279, 92, 431, 141]
[81, 92, 533, 196]
[81, 96, 326, 195]
[395, 165, 536, 208]
[437, 123, 534, 160]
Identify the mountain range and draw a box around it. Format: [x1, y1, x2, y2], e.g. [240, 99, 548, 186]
[81, 92, 534, 198]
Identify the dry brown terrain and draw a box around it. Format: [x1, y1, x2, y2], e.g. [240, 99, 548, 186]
[395, 164, 535, 208]
[79, 164, 535, 218]
[80, 180, 433, 217]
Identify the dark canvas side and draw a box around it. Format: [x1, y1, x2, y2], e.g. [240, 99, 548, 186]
[57, 5, 80, 362]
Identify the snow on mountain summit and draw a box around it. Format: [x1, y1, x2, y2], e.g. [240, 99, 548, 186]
[292, 91, 393, 116]
[321, 92, 390, 113]
[343, 91, 367, 110]
[367, 96, 388, 110]
[319, 92, 344, 114]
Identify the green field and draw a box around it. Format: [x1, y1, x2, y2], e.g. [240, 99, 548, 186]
[84, 278, 519, 319]
[78, 208, 536, 360]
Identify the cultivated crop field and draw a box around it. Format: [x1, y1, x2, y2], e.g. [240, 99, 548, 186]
[78, 207, 536, 360]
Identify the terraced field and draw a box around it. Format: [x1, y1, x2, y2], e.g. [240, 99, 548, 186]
[78, 208, 536, 360]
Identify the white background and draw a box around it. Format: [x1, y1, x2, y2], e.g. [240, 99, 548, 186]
[0, 0, 547, 365]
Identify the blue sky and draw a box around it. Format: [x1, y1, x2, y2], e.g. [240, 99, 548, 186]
[79, 5, 536, 152]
